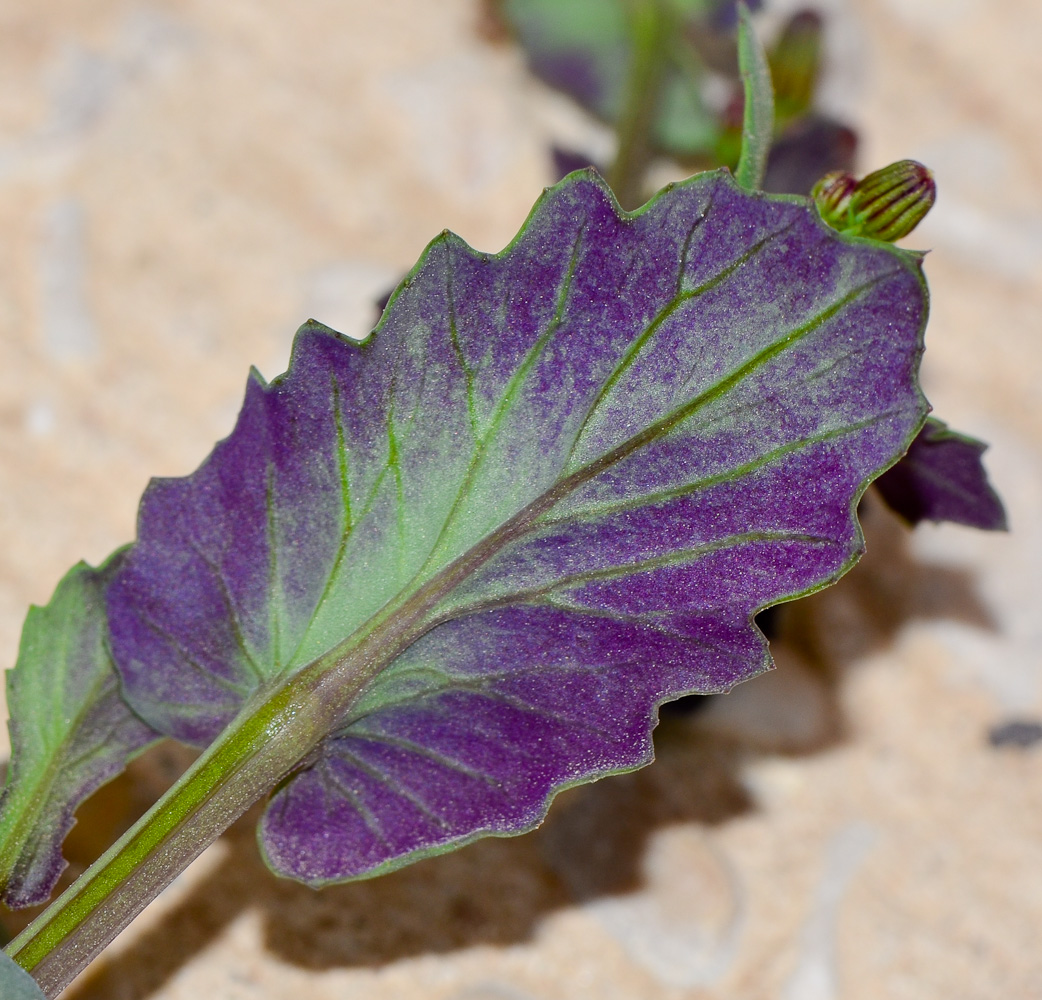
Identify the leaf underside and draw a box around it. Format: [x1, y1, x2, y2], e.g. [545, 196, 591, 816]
[0, 559, 160, 908]
[105, 169, 928, 886]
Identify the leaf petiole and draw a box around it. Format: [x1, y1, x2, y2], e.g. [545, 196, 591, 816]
[5, 681, 314, 997]
[3, 585, 434, 998]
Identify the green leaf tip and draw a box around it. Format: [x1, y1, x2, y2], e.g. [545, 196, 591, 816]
[734, 1, 775, 191]
[812, 159, 936, 242]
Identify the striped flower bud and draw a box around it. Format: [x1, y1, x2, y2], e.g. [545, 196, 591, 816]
[812, 159, 936, 241]
[811, 170, 857, 227]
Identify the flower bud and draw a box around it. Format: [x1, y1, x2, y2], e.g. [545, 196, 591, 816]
[811, 170, 857, 227]
[812, 159, 936, 242]
[848, 159, 936, 240]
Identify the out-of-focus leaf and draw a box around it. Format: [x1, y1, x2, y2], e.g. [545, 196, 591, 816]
[0, 558, 161, 908]
[499, 0, 723, 157]
[0, 950, 45, 1000]
[551, 145, 602, 182]
[106, 169, 928, 887]
[705, 0, 763, 31]
[768, 9, 822, 126]
[875, 418, 1007, 530]
[763, 115, 858, 196]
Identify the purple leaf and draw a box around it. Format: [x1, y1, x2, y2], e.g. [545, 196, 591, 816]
[0, 558, 161, 907]
[875, 417, 1007, 530]
[550, 144, 601, 182]
[107, 169, 928, 885]
[763, 114, 858, 196]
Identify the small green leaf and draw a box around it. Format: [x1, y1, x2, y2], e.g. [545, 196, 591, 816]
[734, 2, 774, 191]
[0, 557, 161, 908]
[0, 950, 46, 999]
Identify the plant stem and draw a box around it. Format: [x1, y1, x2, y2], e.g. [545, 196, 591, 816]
[3, 598, 431, 998]
[733, 1, 775, 191]
[5, 688, 315, 996]
[606, 0, 672, 210]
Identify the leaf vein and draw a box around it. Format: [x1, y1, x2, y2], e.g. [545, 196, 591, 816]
[344, 731, 501, 788]
[332, 747, 450, 831]
[185, 538, 265, 684]
[537, 413, 893, 528]
[319, 765, 393, 849]
[567, 218, 799, 467]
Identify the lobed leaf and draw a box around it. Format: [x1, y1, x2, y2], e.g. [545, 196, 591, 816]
[0, 558, 161, 908]
[106, 169, 929, 885]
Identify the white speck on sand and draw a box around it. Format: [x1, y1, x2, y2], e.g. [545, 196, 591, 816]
[24, 399, 56, 437]
[38, 198, 98, 360]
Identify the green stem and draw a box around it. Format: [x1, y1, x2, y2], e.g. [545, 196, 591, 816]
[3, 600, 431, 998]
[2, 442, 612, 996]
[733, 1, 775, 191]
[6, 692, 316, 996]
[606, 0, 672, 210]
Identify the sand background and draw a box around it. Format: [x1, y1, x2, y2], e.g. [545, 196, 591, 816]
[1, 1, 1041, 997]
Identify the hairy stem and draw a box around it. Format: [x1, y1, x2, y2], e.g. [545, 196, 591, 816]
[733, 1, 775, 191]
[6, 692, 317, 996]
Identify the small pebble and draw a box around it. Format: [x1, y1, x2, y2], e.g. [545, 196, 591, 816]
[987, 719, 1042, 749]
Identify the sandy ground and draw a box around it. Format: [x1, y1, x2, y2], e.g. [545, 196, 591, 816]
[1, 1, 1041, 998]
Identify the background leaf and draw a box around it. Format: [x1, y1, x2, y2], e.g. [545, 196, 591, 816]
[0, 950, 46, 1000]
[498, 0, 727, 158]
[0, 558, 161, 908]
[106, 169, 928, 886]
[875, 417, 1007, 530]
